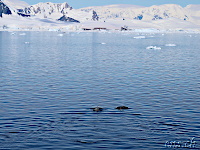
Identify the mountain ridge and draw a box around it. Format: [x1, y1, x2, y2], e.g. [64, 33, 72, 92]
[19, 2, 98, 22]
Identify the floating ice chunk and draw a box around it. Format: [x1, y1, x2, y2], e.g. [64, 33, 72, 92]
[57, 34, 64, 37]
[19, 33, 26, 36]
[133, 36, 146, 39]
[146, 46, 161, 50]
[165, 44, 176, 47]
[11, 33, 16, 35]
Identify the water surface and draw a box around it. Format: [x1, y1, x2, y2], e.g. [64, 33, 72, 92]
[0, 31, 200, 149]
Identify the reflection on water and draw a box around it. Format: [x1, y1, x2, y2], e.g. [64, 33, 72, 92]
[0, 31, 200, 149]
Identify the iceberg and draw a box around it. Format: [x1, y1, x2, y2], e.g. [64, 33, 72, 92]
[146, 46, 161, 50]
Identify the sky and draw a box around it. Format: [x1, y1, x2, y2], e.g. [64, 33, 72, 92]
[23, 0, 200, 9]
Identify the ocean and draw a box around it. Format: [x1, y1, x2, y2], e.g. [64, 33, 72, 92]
[0, 31, 199, 149]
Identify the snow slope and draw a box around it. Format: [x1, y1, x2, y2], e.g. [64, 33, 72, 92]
[0, 14, 81, 30]
[185, 4, 200, 25]
[2, 0, 29, 9]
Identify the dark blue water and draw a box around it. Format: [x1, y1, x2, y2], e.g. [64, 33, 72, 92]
[0, 31, 200, 149]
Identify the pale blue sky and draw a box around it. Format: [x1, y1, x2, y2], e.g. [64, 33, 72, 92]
[23, 0, 200, 9]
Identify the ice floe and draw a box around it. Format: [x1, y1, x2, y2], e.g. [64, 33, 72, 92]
[19, 33, 26, 36]
[165, 44, 176, 47]
[57, 34, 64, 36]
[133, 36, 146, 39]
[146, 46, 161, 50]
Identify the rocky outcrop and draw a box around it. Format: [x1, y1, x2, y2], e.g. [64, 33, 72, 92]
[17, 12, 30, 17]
[0, 0, 12, 17]
[58, 15, 80, 23]
[92, 10, 99, 21]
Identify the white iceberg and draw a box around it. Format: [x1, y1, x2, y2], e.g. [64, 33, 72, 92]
[146, 46, 161, 50]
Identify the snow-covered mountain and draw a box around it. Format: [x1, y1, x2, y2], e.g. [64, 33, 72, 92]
[0, 0, 99, 30]
[19, 2, 98, 22]
[80, 4, 200, 25]
[0, 0, 98, 22]
[1, 0, 29, 17]
[1, 0, 200, 32]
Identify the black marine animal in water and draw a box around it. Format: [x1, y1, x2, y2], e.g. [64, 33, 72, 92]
[91, 106, 103, 112]
[116, 106, 129, 110]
